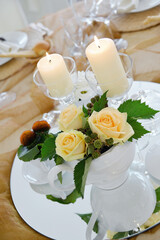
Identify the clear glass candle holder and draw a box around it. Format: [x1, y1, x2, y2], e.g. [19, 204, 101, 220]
[85, 53, 133, 106]
[33, 56, 77, 125]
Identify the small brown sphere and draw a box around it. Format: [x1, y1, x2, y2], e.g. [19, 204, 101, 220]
[32, 120, 51, 132]
[20, 130, 36, 146]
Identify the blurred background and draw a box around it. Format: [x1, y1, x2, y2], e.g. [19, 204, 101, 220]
[0, 0, 68, 33]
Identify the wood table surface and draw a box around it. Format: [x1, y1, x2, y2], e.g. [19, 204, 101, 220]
[0, 4, 160, 240]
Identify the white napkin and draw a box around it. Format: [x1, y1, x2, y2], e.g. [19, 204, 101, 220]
[0, 41, 19, 53]
[116, 0, 139, 13]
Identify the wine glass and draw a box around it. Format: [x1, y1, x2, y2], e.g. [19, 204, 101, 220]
[61, 14, 87, 57]
[33, 56, 77, 126]
[68, 0, 109, 24]
[0, 91, 16, 109]
[66, 0, 112, 58]
[85, 52, 133, 107]
[67, 0, 128, 51]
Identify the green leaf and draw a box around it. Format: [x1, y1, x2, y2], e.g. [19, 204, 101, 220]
[112, 231, 128, 239]
[46, 189, 80, 204]
[83, 105, 89, 117]
[82, 117, 89, 129]
[18, 145, 40, 162]
[118, 100, 159, 120]
[74, 157, 92, 198]
[127, 117, 150, 141]
[155, 187, 160, 201]
[33, 151, 42, 159]
[54, 154, 64, 165]
[128, 230, 138, 235]
[54, 155, 64, 184]
[88, 144, 94, 155]
[57, 171, 63, 184]
[77, 213, 99, 233]
[93, 91, 108, 112]
[28, 132, 49, 149]
[153, 187, 160, 213]
[153, 202, 160, 213]
[41, 137, 56, 161]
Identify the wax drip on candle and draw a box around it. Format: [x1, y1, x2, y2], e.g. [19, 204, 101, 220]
[94, 36, 100, 48]
[46, 52, 52, 63]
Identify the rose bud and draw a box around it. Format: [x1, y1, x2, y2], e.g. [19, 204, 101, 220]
[32, 120, 51, 132]
[58, 104, 83, 131]
[20, 130, 36, 146]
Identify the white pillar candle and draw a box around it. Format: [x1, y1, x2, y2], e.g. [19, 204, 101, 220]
[85, 37, 128, 97]
[37, 53, 73, 98]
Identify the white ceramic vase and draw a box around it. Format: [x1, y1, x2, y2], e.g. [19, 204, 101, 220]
[86, 142, 156, 240]
[48, 142, 135, 197]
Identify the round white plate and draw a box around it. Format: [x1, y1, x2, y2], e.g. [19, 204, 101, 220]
[10, 81, 160, 240]
[0, 31, 28, 66]
[131, 0, 160, 13]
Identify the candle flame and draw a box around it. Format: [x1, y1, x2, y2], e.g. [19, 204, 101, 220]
[46, 52, 51, 63]
[94, 36, 100, 48]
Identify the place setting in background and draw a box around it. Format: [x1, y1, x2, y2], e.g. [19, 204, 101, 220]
[0, 31, 28, 109]
[0, 31, 28, 66]
[0, 23, 55, 109]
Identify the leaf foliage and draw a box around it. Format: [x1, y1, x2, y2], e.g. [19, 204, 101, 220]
[41, 136, 56, 161]
[127, 117, 150, 141]
[74, 157, 92, 198]
[118, 99, 159, 119]
[118, 99, 159, 141]
[46, 189, 80, 204]
[18, 145, 40, 162]
[93, 91, 108, 112]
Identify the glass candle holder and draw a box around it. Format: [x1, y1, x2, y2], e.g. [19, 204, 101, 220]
[85, 52, 133, 106]
[33, 56, 77, 125]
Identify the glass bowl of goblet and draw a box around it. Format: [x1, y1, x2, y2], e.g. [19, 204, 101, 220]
[33, 56, 77, 126]
[85, 52, 133, 107]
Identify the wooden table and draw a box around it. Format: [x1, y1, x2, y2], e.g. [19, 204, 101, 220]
[0, 4, 160, 240]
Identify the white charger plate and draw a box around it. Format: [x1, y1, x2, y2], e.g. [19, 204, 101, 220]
[0, 31, 28, 66]
[10, 81, 160, 240]
[130, 0, 160, 13]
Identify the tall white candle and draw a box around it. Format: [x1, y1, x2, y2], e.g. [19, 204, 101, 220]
[37, 53, 73, 98]
[85, 37, 128, 97]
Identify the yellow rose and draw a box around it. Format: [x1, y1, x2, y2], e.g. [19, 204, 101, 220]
[88, 107, 134, 144]
[56, 130, 86, 161]
[58, 104, 83, 131]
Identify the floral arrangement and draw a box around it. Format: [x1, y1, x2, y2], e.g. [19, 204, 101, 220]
[18, 91, 159, 202]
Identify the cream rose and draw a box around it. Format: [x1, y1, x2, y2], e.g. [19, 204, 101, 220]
[58, 104, 83, 131]
[56, 130, 86, 161]
[88, 107, 134, 144]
